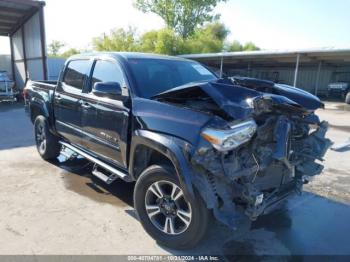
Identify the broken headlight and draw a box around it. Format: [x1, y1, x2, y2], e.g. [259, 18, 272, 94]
[201, 120, 257, 152]
[252, 96, 273, 114]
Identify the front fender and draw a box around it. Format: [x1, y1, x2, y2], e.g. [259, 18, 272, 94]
[129, 130, 195, 201]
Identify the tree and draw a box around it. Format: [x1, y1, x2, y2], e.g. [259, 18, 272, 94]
[226, 40, 260, 52]
[90, 23, 260, 56]
[92, 27, 138, 52]
[183, 22, 229, 54]
[243, 41, 260, 51]
[138, 30, 159, 53]
[48, 40, 65, 57]
[61, 48, 80, 58]
[137, 22, 230, 55]
[139, 28, 182, 55]
[134, 0, 227, 39]
[227, 40, 243, 52]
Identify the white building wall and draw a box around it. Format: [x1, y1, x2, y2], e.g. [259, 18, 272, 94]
[0, 54, 12, 77]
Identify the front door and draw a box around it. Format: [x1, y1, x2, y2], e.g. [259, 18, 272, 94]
[80, 59, 130, 169]
[54, 59, 91, 146]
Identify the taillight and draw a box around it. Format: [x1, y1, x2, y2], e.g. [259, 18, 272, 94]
[23, 89, 29, 100]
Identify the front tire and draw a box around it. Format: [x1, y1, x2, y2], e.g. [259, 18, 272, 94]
[34, 116, 61, 160]
[134, 165, 210, 249]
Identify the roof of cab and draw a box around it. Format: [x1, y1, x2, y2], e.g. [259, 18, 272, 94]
[68, 52, 191, 62]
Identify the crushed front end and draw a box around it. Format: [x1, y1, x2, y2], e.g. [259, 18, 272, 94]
[154, 79, 332, 229]
[191, 96, 332, 228]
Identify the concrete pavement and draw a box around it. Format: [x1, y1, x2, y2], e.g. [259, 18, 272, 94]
[0, 102, 349, 258]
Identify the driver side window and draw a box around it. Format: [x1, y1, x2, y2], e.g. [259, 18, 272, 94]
[90, 60, 125, 91]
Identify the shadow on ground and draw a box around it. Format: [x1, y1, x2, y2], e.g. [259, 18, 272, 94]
[47, 156, 350, 259]
[0, 101, 24, 112]
[0, 102, 35, 150]
[49, 157, 135, 207]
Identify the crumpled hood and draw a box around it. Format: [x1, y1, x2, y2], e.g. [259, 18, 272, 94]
[154, 78, 323, 119]
[153, 78, 324, 120]
[270, 83, 324, 110]
[231, 77, 324, 110]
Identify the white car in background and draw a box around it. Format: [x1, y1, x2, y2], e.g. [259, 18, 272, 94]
[0, 71, 17, 102]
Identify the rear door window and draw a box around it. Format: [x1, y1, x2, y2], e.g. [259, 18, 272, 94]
[63, 60, 90, 90]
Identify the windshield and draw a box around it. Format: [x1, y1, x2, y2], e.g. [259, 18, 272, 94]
[127, 58, 217, 98]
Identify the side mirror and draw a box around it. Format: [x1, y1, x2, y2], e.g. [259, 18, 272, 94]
[93, 82, 122, 99]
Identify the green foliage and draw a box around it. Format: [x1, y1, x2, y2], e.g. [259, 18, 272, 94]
[226, 40, 260, 52]
[243, 41, 260, 51]
[48, 40, 65, 57]
[138, 30, 158, 53]
[91, 23, 260, 55]
[61, 48, 80, 58]
[92, 27, 138, 52]
[138, 28, 182, 55]
[183, 22, 229, 53]
[48, 40, 84, 58]
[51, 1, 260, 58]
[92, 22, 234, 55]
[227, 40, 243, 52]
[134, 0, 227, 38]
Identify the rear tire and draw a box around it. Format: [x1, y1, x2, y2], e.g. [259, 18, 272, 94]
[34, 116, 61, 160]
[345, 92, 350, 105]
[134, 164, 210, 249]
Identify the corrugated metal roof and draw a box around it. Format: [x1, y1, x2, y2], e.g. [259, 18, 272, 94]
[0, 0, 45, 36]
[180, 47, 350, 67]
[181, 47, 350, 58]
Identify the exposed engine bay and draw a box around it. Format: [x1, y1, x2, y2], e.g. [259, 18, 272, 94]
[154, 77, 332, 228]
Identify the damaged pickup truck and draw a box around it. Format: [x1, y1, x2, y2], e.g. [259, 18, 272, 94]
[24, 53, 332, 249]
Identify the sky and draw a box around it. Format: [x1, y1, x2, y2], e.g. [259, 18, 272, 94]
[1, 0, 350, 54]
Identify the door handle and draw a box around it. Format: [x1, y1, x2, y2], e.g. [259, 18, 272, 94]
[55, 95, 62, 102]
[80, 102, 91, 109]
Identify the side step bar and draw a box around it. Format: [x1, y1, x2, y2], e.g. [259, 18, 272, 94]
[59, 141, 128, 181]
[92, 165, 119, 184]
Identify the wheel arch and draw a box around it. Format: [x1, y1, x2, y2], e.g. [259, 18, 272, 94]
[29, 99, 57, 134]
[30, 101, 49, 123]
[129, 130, 195, 201]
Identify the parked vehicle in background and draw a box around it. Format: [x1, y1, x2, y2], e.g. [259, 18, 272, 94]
[327, 82, 350, 104]
[0, 71, 17, 102]
[327, 72, 350, 104]
[24, 52, 331, 249]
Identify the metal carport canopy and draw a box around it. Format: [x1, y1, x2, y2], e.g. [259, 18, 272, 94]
[181, 47, 350, 88]
[0, 0, 47, 89]
[0, 0, 44, 36]
[180, 48, 350, 68]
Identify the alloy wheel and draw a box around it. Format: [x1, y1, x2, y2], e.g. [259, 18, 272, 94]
[35, 122, 46, 153]
[145, 180, 192, 235]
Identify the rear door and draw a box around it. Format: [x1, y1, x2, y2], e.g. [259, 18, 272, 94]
[54, 59, 91, 146]
[80, 58, 130, 168]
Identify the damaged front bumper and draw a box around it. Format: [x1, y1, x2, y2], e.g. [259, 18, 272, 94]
[190, 113, 332, 228]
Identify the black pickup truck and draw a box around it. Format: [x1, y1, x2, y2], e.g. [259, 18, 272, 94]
[25, 52, 331, 249]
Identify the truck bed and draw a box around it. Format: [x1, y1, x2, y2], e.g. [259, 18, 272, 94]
[28, 80, 57, 90]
